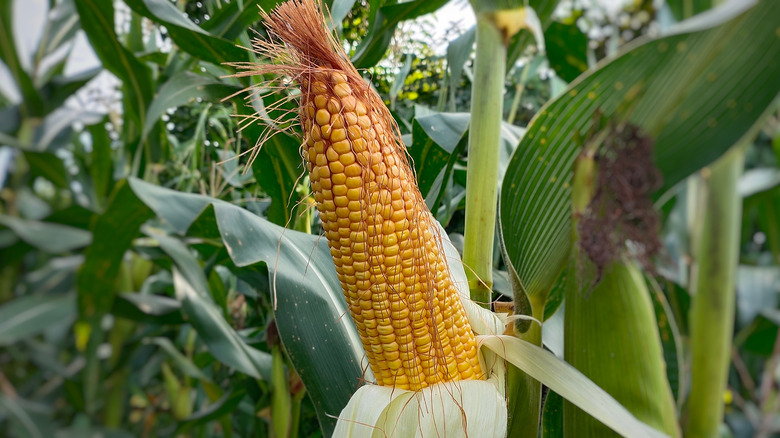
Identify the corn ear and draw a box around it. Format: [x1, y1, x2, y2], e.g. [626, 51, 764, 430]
[563, 152, 680, 438]
[235, 0, 483, 391]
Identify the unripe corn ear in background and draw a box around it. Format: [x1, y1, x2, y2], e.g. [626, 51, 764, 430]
[563, 131, 679, 438]
[232, 0, 483, 391]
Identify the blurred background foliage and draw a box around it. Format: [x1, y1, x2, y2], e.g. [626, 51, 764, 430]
[0, 0, 778, 436]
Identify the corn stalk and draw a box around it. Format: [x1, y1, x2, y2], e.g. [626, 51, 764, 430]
[685, 146, 745, 437]
[465, 4, 544, 436]
[463, 12, 505, 307]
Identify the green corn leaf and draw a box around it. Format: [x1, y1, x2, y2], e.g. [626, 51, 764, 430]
[142, 72, 240, 141]
[124, 0, 251, 65]
[77, 181, 153, 319]
[160, 241, 272, 381]
[73, 0, 154, 128]
[22, 150, 68, 188]
[545, 22, 588, 82]
[0, 292, 77, 346]
[200, 0, 265, 40]
[0, 0, 44, 117]
[0, 215, 91, 253]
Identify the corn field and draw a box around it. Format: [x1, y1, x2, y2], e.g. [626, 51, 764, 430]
[0, 0, 779, 437]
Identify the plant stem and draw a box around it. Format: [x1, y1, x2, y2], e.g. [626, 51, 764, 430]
[685, 147, 744, 437]
[270, 345, 291, 438]
[507, 61, 531, 125]
[463, 14, 505, 307]
[506, 294, 544, 437]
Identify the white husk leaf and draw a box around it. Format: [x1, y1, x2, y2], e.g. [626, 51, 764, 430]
[334, 379, 507, 438]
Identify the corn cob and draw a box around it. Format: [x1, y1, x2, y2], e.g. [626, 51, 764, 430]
[235, 0, 482, 391]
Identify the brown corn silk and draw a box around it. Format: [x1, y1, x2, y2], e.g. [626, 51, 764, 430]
[234, 0, 482, 391]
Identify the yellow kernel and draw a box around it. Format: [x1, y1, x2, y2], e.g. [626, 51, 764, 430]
[311, 125, 322, 141]
[321, 124, 332, 139]
[311, 81, 328, 94]
[314, 94, 328, 109]
[329, 160, 345, 174]
[327, 97, 341, 113]
[347, 188, 362, 201]
[383, 233, 398, 247]
[348, 201, 361, 211]
[331, 71, 348, 84]
[321, 199, 335, 210]
[347, 125, 362, 140]
[331, 114, 344, 129]
[349, 210, 364, 221]
[345, 163, 361, 177]
[386, 358, 401, 371]
[341, 95, 357, 112]
[355, 100, 367, 116]
[334, 82, 352, 97]
[377, 322, 394, 335]
[331, 128, 347, 142]
[315, 109, 330, 126]
[305, 102, 315, 118]
[339, 153, 356, 166]
[326, 145, 341, 162]
[351, 232, 366, 243]
[332, 172, 346, 185]
[358, 115, 371, 129]
[333, 184, 347, 196]
[345, 112, 358, 126]
[332, 140, 351, 154]
[345, 176, 362, 189]
[352, 138, 367, 152]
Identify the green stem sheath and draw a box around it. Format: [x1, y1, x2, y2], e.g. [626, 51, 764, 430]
[685, 147, 744, 437]
[463, 14, 506, 308]
[506, 295, 544, 438]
